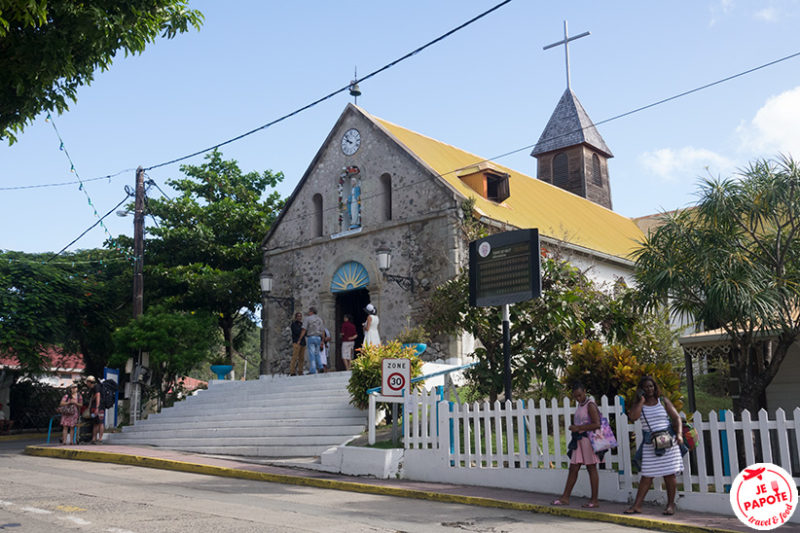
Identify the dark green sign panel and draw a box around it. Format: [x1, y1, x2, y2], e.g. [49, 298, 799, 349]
[469, 229, 541, 307]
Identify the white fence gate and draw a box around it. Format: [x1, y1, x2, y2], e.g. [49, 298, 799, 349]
[399, 389, 800, 521]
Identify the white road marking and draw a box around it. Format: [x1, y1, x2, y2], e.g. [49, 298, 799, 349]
[19, 506, 52, 514]
[105, 528, 137, 533]
[61, 515, 91, 525]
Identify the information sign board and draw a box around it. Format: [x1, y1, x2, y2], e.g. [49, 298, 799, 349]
[381, 358, 410, 397]
[469, 229, 541, 307]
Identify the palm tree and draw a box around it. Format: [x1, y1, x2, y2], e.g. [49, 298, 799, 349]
[633, 155, 800, 415]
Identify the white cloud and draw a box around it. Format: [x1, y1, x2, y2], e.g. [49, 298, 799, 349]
[736, 85, 800, 157]
[709, 0, 734, 26]
[639, 147, 735, 182]
[754, 7, 779, 21]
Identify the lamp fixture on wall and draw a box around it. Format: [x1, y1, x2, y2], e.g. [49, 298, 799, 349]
[376, 248, 414, 292]
[259, 271, 295, 314]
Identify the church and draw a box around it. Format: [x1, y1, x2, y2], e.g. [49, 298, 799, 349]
[260, 89, 646, 372]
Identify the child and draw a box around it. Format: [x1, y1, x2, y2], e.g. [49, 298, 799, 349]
[552, 381, 601, 508]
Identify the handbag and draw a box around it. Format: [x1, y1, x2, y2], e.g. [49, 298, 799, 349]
[589, 416, 618, 453]
[57, 404, 72, 416]
[651, 430, 674, 450]
[682, 423, 699, 451]
[641, 400, 675, 450]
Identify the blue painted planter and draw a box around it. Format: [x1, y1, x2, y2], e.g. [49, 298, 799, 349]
[210, 364, 233, 380]
[402, 343, 427, 357]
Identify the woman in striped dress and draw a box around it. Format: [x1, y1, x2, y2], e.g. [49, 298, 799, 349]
[624, 376, 683, 516]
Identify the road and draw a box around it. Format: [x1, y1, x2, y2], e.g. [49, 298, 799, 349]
[0, 439, 651, 533]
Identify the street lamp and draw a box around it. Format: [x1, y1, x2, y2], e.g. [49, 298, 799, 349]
[259, 271, 295, 375]
[376, 248, 414, 292]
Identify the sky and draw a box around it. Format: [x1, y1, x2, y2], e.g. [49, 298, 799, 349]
[2, 0, 800, 254]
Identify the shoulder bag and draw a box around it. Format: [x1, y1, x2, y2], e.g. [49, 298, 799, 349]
[641, 400, 674, 450]
[588, 415, 618, 453]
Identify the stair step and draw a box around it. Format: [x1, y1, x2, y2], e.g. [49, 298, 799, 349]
[128, 444, 345, 457]
[125, 417, 364, 431]
[112, 434, 354, 446]
[118, 425, 365, 438]
[107, 373, 366, 458]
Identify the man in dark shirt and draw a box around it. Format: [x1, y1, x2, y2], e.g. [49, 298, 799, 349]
[289, 312, 306, 375]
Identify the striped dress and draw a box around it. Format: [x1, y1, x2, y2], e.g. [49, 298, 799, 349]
[640, 401, 683, 477]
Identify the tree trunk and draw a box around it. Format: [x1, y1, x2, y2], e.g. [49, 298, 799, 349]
[220, 315, 235, 363]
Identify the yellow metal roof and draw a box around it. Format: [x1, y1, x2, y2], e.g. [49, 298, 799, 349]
[372, 115, 645, 260]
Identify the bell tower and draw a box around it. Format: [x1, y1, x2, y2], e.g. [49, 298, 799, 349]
[532, 21, 613, 210]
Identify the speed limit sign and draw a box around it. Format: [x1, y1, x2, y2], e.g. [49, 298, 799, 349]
[381, 359, 410, 397]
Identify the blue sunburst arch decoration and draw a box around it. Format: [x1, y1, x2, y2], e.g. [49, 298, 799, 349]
[330, 261, 370, 293]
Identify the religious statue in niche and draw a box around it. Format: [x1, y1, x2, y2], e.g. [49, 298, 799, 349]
[338, 166, 362, 232]
[348, 176, 361, 228]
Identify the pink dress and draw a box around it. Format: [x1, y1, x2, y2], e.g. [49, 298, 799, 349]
[570, 400, 600, 465]
[60, 394, 81, 428]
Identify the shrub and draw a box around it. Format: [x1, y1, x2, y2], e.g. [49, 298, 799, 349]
[563, 339, 683, 411]
[347, 341, 423, 410]
[395, 323, 429, 344]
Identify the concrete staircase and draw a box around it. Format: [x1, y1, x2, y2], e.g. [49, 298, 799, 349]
[107, 371, 366, 457]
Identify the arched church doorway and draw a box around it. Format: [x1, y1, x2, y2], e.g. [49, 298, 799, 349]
[334, 288, 370, 370]
[330, 260, 372, 371]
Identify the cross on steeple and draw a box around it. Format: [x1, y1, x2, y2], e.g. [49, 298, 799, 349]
[543, 20, 590, 90]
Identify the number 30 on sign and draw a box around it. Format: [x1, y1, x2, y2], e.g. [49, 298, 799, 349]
[382, 358, 410, 397]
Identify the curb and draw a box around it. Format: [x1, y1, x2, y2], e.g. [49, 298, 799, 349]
[0, 432, 48, 442]
[24, 446, 741, 533]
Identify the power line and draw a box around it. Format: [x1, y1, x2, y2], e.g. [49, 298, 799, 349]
[265, 49, 800, 230]
[46, 193, 132, 262]
[143, 0, 512, 171]
[0, 168, 135, 191]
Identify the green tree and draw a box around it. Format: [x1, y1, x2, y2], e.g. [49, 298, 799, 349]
[129, 150, 284, 365]
[633, 155, 800, 414]
[110, 306, 217, 408]
[0, 0, 203, 143]
[0, 249, 130, 376]
[427, 257, 613, 402]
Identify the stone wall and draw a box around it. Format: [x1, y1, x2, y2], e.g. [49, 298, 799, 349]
[263, 107, 464, 373]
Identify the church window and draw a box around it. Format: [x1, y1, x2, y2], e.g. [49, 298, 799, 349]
[312, 194, 323, 237]
[380, 173, 392, 221]
[592, 154, 602, 186]
[485, 171, 510, 202]
[553, 152, 568, 188]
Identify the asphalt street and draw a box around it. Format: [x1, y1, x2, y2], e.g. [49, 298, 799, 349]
[0, 438, 657, 533]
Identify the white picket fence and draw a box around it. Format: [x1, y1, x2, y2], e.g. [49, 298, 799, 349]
[401, 389, 800, 515]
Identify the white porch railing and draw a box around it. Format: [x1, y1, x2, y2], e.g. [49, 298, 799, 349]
[401, 389, 800, 513]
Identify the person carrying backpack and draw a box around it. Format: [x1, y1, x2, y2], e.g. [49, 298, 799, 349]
[85, 376, 104, 444]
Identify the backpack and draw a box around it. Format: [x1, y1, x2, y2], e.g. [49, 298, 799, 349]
[100, 379, 118, 409]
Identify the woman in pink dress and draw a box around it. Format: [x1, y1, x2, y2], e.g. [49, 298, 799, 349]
[552, 381, 601, 508]
[59, 384, 82, 445]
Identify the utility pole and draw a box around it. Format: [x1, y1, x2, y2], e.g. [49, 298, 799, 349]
[130, 166, 145, 424]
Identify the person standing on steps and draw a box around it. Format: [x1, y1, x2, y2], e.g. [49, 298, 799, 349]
[362, 304, 380, 347]
[298, 307, 325, 375]
[289, 312, 306, 375]
[340, 314, 357, 370]
[318, 327, 331, 372]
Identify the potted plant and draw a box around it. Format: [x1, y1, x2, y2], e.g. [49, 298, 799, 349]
[209, 356, 233, 380]
[395, 322, 429, 357]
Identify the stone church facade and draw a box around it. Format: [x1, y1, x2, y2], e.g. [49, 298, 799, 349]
[261, 103, 645, 373]
[262, 105, 465, 372]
